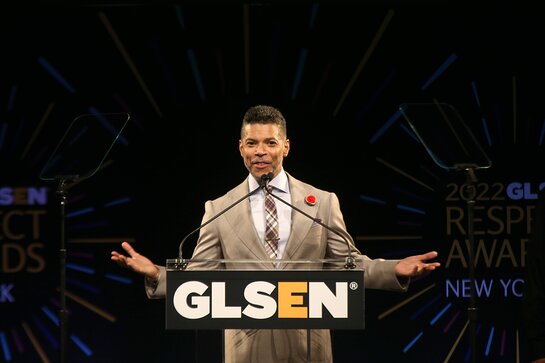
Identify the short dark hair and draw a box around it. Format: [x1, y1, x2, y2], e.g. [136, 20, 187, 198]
[241, 105, 287, 138]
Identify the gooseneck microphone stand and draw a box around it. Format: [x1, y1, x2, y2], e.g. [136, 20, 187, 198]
[176, 184, 263, 267]
[260, 172, 357, 270]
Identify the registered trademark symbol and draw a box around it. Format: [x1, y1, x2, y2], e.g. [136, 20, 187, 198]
[349, 282, 358, 290]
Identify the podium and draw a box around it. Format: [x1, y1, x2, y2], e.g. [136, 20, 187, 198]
[165, 258, 365, 362]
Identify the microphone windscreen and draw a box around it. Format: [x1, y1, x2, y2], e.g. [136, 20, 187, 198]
[260, 172, 274, 187]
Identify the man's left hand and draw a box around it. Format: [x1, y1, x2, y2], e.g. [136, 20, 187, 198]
[395, 251, 440, 278]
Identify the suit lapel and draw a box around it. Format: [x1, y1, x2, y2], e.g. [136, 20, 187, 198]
[224, 179, 270, 260]
[284, 175, 316, 260]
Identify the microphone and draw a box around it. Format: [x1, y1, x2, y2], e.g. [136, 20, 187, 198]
[261, 176, 357, 269]
[176, 178, 265, 268]
[260, 172, 274, 188]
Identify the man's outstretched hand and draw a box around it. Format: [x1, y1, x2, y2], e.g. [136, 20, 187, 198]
[111, 241, 160, 281]
[395, 251, 440, 278]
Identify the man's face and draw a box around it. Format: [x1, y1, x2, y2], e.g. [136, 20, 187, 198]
[239, 123, 290, 180]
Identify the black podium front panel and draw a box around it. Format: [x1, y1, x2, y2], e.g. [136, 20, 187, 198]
[166, 269, 365, 330]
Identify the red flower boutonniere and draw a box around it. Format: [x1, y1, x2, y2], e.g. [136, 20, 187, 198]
[305, 195, 317, 206]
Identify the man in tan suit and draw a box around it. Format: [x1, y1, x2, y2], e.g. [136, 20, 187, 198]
[112, 105, 440, 363]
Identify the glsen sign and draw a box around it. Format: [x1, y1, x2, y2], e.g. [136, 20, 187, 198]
[166, 270, 365, 329]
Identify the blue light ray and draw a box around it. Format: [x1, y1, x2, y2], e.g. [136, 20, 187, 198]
[410, 294, 440, 320]
[104, 197, 131, 207]
[41, 306, 59, 326]
[464, 324, 482, 362]
[187, 49, 206, 101]
[7, 85, 17, 112]
[66, 207, 95, 218]
[359, 195, 386, 205]
[67, 125, 88, 146]
[309, 3, 319, 29]
[32, 315, 58, 349]
[37, 57, 76, 93]
[430, 302, 452, 326]
[70, 335, 93, 357]
[68, 221, 109, 231]
[369, 110, 402, 144]
[355, 68, 397, 128]
[396, 204, 426, 215]
[87, 106, 129, 145]
[420, 53, 458, 91]
[175, 5, 185, 29]
[45, 154, 62, 172]
[66, 263, 95, 275]
[400, 123, 420, 143]
[481, 118, 492, 146]
[392, 186, 430, 203]
[105, 273, 133, 284]
[67, 277, 102, 294]
[485, 326, 494, 356]
[471, 81, 481, 108]
[403, 331, 423, 353]
[0, 332, 11, 361]
[312, 63, 331, 104]
[465, 346, 471, 361]
[291, 48, 308, 100]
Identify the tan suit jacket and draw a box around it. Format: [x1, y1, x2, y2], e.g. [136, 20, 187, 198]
[147, 172, 407, 362]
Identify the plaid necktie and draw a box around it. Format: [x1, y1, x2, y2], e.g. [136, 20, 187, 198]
[264, 192, 279, 259]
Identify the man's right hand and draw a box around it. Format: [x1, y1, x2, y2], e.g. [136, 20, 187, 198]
[111, 241, 160, 281]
